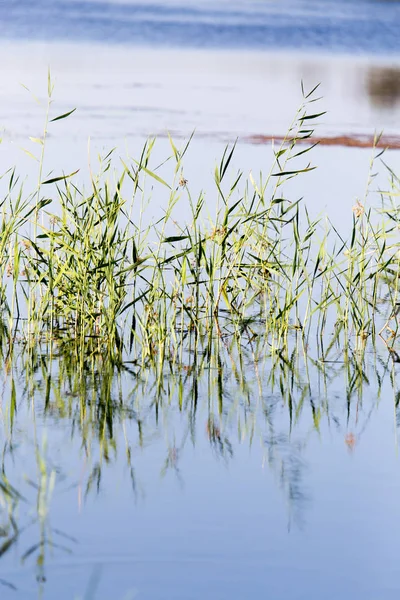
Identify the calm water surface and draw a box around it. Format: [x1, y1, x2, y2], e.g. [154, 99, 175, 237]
[3, 0, 400, 54]
[1, 341, 400, 599]
[1, 1, 400, 599]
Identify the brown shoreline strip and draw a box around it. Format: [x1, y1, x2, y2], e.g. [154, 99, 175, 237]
[245, 133, 400, 149]
[157, 130, 400, 150]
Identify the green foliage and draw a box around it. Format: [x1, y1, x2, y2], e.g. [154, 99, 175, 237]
[0, 84, 398, 365]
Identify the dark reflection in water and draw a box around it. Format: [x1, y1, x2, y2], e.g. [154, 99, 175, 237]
[366, 66, 400, 107]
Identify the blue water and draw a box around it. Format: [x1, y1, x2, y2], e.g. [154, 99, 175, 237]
[1, 343, 400, 599]
[2, 2, 400, 599]
[2, 0, 400, 55]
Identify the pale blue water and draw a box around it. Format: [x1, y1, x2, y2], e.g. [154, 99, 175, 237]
[1, 2, 400, 599]
[1, 346, 400, 599]
[2, 0, 400, 55]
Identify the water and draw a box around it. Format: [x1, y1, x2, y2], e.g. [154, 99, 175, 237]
[1, 341, 400, 599]
[2, 0, 400, 55]
[1, 43, 400, 228]
[1, 1, 400, 598]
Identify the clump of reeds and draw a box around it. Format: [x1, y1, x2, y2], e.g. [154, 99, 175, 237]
[0, 80, 398, 367]
[1, 76, 399, 592]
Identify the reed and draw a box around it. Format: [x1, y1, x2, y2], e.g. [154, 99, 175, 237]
[0, 80, 399, 599]
[0, 83, 397, 369]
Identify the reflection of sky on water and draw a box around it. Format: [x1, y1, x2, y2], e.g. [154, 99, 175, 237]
[0, 343, 400, 599]
[1, 44, 400, 231]
[1, 45, 400, 144]
[2, 0, 400, 55]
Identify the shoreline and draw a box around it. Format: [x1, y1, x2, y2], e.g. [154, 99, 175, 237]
[156, 130, 400, 150]
[244, 133, 400, 150]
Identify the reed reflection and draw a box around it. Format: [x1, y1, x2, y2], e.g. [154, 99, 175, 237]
[0, 327, 398, 595]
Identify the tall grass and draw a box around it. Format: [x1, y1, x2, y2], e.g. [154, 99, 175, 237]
[0, 83, 398, 367]
[0, 79, 399, 598]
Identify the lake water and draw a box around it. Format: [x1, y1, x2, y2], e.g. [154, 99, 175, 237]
[1, 1, 400, 598]
[2, 2, 400, 224]
[0, 343, 400, 599]
[3, 0, 400, 54]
